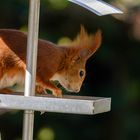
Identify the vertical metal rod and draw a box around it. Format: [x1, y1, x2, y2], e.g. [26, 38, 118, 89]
[22, 0, 40, 140]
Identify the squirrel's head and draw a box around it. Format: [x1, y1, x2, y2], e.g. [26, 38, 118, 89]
[56, 26, 102, 93]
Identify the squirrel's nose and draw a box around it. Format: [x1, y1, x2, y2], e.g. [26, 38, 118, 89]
[74, 88, 80, 93]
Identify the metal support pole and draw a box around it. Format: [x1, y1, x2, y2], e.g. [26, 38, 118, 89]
[22, 0, 40, 140]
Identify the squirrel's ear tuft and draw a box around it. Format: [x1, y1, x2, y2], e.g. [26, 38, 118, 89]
[79, 25, 88, 40]
[73, 25, 89, 46]
[88, 29, 102, 58]
[72, 26, 102, 59]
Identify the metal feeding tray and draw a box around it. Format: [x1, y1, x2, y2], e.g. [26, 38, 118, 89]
[0, 94, 111, 115]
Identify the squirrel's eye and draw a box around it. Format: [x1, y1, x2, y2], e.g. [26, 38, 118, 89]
[79, 70, 85, 78]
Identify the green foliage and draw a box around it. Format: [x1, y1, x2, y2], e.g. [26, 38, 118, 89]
[37, 127, 55, 140]
[47, 0, 68, 10]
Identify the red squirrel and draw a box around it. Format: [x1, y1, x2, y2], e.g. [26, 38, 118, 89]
[0, 26, 102, 97]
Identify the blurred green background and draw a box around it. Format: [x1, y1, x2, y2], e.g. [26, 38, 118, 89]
[0, 0, 140, 140]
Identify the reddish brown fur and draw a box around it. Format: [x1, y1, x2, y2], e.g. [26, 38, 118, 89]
[0, 27, 102, 97]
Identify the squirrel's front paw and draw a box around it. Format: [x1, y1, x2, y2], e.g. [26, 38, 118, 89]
[52, 89, 62, 98]
[36, 85, 47, 95]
